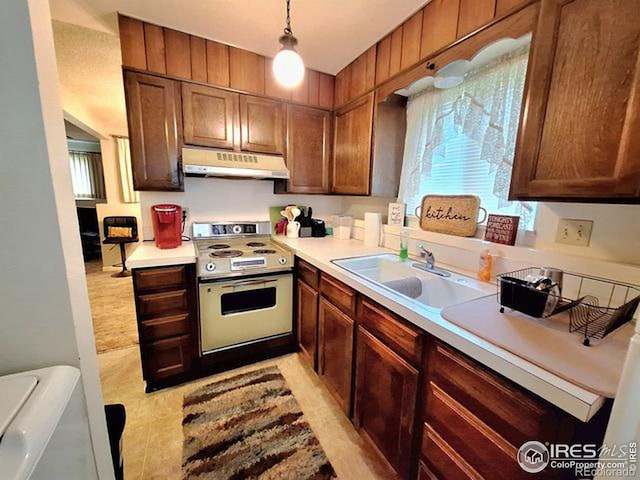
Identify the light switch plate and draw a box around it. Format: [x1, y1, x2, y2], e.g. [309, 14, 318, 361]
[555, 218, 593, 246]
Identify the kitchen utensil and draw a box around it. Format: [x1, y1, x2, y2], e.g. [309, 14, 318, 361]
[291, 207, 301, 223]
[541, 267, 564, 291]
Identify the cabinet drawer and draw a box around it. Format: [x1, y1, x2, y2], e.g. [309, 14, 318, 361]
[140, 313, 190, 341]
[143, 335, 192, 380]
[358, 298, 424, 364]
[320, 273, 357, 316]
[138, 289, 188, 317]
[429, 343, 561, 447]
[134, 265, 187, 291]
[420, 425, 481, 480]
[424, 383, 524, 480]
[297, 259, 319, 289]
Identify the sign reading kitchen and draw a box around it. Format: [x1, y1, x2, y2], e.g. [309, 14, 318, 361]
[416, 195, 487, 237]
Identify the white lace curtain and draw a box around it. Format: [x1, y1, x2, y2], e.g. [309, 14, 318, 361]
[398, 46, 534, 226]
[116, 137, 139, 203]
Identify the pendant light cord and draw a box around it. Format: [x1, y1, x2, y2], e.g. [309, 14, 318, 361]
[284, 0, 292, 35]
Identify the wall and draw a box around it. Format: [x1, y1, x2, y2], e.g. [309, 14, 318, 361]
[343, 196, 640, 267]
[139, 177, 344, 240]
[0, 0, 112, 477]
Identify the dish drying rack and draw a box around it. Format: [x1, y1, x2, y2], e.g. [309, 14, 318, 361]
[497, 267, 640, 346]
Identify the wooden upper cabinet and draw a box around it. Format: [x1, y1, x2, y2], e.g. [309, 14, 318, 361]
[164, 28, 191, 78]
[318, 297, 355, 415]
[510, 0, 640, 202]
[189, 36, 207, 82]
[354, 327, 420, 479]
[318, 73, 335, 109]
[206, 40, 230, 87]
[264, 58, 293, 101]
[457, 0, 497, 38]
[420, 0, 461, 59]
[144, 24, 166, 74]
[285, 105, 331, 193]
[350, 46, 377, 100]
[334, 65, 351, 108]
[124, 71, 183, 191]
[332, 92, 374, 195]
[376, 35, 392, 84]
[401, 9, 424, 70]
[118, 15, 146, 69]
[182, 83, 239, 150]
[229, 47, 265, 94]
[239, 95, 285, 154]
[496, 0, 528, 16]
[389, 26, 404, 77]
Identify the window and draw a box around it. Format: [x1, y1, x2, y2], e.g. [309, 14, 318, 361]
[69, 150, 106, 200]
[398, 45, 536, 230]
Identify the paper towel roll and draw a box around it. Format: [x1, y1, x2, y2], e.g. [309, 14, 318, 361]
[364, 212, 382, 247]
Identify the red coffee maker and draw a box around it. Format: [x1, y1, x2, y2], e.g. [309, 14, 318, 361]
[151, 204, 182, 249]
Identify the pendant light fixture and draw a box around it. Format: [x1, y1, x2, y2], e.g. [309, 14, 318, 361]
[273, 0, 305, 88]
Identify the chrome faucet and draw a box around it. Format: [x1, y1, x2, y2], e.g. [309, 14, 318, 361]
[414, 244, 451, 277]
[418, 244, 435, 269]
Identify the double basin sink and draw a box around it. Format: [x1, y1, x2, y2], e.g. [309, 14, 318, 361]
[332, 253, 494, 311]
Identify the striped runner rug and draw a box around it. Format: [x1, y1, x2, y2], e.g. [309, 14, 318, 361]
[182, 366, 337, 479]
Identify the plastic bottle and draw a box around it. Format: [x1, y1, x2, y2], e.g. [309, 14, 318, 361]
[478, 248, 493, 282]
[399, 228, 410, 261]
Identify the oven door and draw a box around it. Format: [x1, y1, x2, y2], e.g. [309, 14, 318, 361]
[199, 273, 293, 354]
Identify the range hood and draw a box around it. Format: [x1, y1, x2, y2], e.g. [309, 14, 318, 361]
[182, 147, 289, 180]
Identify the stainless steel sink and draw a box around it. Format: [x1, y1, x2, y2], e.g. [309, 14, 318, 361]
[332, 254, 493, 310]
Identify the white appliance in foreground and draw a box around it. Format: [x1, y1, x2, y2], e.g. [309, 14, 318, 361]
[596, 320, 640, 479]
[0, 366, 98, 480]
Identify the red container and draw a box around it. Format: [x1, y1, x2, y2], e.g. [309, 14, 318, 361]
[151, 204, 182, 249]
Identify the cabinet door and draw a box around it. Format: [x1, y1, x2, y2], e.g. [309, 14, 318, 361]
[285, 105, 331, 193]
[318, 297, 355, 415]
[510, 0, 640, 201]
[182, 83, 239, 149]
[354, 327, 420, 479]
[143, 335, 192, 381]
[297, 279, 318, 369]
[332, 92, 374, 195]
[124, 71, 183, 191]
[239, 95, 285, 154]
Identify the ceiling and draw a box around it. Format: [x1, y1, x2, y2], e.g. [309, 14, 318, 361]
[49, 0, 426, 74]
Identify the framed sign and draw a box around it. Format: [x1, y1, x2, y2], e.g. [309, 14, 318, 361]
[416, 195, 486, 237]
[387, 202, 406, 226]
[484, 214, 520, 245]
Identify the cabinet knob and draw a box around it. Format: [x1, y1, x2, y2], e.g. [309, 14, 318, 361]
[426, 62, 436, 71]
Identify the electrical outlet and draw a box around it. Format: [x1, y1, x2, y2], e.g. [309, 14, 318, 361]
[555, 218, 593, 246]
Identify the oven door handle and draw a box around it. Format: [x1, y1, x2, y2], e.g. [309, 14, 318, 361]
[220, 278, 278, 289]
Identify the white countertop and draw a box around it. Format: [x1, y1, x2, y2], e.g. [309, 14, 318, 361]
[273, 236, 608, 422]
[127, 241, 196, 269]
[125, 235, 609, 421]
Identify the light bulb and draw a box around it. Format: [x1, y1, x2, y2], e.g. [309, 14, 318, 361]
[273, 48, 305, 88]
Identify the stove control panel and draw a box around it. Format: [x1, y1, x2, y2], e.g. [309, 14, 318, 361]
[231, 257, 268, 271]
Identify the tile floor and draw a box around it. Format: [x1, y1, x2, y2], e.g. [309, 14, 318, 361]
[98, 346, 396, 479]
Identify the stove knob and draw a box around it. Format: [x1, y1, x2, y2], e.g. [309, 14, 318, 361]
[205, 262, 216, 272]
[232, 225, 242, 234]
[278, 257, 288, 265]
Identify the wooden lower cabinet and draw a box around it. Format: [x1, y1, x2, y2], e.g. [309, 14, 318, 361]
[354, 327, 420, 479]
[133, 264, 198, 391]
[296, 278, 318, 369]
[317, 297, 355, 415]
